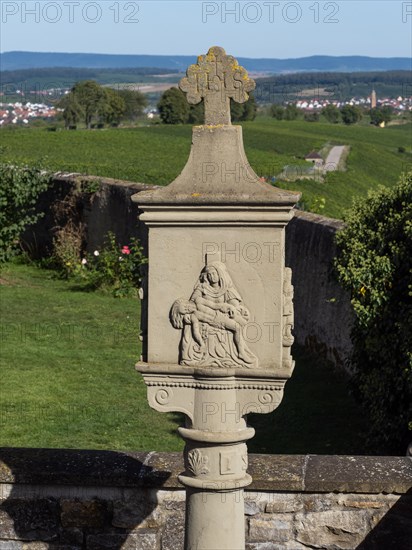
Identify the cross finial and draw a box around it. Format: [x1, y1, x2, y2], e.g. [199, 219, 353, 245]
[179, 46, 255, 126]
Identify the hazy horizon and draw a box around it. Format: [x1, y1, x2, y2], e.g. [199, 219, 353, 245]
[1, 1, 411, 59]
[1, 51, 410, 61]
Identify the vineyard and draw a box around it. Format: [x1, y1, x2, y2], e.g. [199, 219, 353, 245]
[1, 117, 410, 218]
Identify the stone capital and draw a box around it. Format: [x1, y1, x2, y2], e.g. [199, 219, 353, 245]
[136, 363, 287, 427]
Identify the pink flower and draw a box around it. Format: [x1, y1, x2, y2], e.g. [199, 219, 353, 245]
[121, 246, 131, 255]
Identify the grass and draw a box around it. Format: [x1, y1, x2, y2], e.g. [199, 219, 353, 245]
[0, 261, 183, 451]
[0, 261, 369, 454]
[1, 118, 411, 218]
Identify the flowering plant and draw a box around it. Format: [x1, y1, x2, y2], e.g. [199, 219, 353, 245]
[86, 233, 147, 297]
[59, 232, 147, 297]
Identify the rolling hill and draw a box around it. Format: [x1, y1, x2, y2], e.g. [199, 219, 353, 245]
[2, 51, 411, 73]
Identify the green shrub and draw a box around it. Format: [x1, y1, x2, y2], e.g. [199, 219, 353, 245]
[335, 172, 412, 454]
[0, 163, 51, 262]
[52, 219, 85, 277]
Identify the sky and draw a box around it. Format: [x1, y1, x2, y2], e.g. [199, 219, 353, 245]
[0, 0, 411, 58]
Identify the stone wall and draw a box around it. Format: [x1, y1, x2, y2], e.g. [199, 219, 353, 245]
[22, 174, 155, 258]
[24, 174, 353, 368]
[285, 211, 353, 368]
[0, 449, 411, 549]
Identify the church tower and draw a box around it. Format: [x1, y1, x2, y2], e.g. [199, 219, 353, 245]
[371, 89, 377, 109]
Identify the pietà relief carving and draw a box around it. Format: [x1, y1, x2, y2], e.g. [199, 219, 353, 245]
[170, 261, 258, 369]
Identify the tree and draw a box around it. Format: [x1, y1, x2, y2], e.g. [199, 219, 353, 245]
[335, 173, 412, 454]
[157, 88, 256, 124]
[117, 89, 147, 122]
[370, 106, 393, 126]
[188, 101, 205, 124]
[71, 81, 106, 129]
[230, 99, 244, 122]
[239, 92, 257, 121]
[60, 81, 126, 129]
[98, 88, 125, 126]
[284, 103, 299, 121]
[340, 104, 362, 125]
[158, 87, 189, 124]
[230, 93, 256, 122]
[57, 94, 83, 129]
[322, 104, 341, 123]
[271, 105, 284, 120]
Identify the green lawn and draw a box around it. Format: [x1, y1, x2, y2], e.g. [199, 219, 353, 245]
[1, 119, 411, 218]
[0, 262, 369, 454]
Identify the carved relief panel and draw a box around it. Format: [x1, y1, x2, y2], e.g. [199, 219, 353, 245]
[170, 260, 258, 369]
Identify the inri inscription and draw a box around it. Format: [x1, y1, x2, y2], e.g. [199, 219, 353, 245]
[179, 45, 255, 125]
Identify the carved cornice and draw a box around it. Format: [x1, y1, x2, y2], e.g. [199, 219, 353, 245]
[136, 361, 294, 381]
[145, 380, 284, 391]
[138, 205, 295, 226]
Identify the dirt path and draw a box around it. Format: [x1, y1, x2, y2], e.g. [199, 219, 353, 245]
[324, 145, 346, 172]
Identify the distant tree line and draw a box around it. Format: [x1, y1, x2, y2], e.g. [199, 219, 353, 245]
[3, 68, 409, 105]
[270, 103, 395, 126]
[58, 80, 147, 129]
[255, 70, 410, 103]
[157, 87, 257, 124]
[2, 67, 179, 89]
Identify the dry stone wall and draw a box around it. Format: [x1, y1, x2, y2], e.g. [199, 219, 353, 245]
[285, 211, 353, 368]
[0, 449, 411, 550]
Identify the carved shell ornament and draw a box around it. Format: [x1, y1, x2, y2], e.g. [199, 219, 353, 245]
[187, 448, 210, 476]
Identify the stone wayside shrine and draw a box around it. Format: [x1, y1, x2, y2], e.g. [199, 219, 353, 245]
[132, 47, 300, 550]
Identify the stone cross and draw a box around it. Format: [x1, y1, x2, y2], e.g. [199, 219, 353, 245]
[133, 47, 299, 550]
[179, 46, 255, 125]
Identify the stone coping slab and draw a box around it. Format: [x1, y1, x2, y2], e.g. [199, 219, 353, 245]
[48, 173, 339, 229]
[293, 209, 345, 230]
[0, 449, 410, 494]
[51, 173, 158, 192]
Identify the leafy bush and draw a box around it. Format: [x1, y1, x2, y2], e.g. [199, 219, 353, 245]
[0, 163, 51, 262]
[304, 112, 320, 122]
[335, 172, 412, 454]
[370, 106, 393, 126]
[322, 104, 341, 124]
[340, 104, 363, 125]
[271, 105, 284, 120]
[56, 232, 147, 297]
